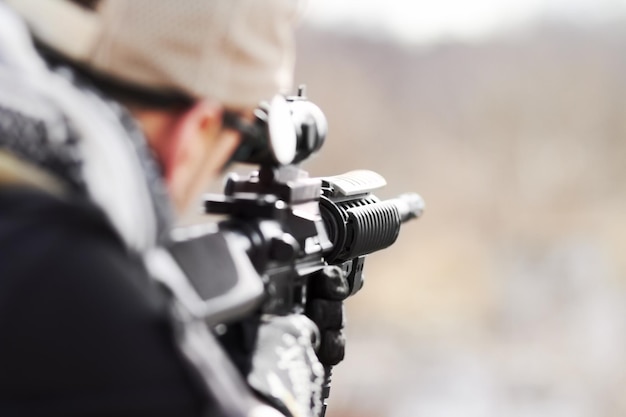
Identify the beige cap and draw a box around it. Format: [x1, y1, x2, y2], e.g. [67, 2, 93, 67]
[7, 0, 303, 109]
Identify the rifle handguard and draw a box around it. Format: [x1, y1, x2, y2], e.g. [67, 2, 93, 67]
[319, 170, 424, 263]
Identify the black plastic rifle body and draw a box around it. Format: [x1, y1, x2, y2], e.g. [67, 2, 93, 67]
[205, 166, 423, 310]
[203, 91, 424, 416]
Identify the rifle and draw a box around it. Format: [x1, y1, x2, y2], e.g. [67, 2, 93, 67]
[170, 87, 424, 416]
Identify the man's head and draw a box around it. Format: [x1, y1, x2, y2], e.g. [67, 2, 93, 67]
[8, 0, 302, 214]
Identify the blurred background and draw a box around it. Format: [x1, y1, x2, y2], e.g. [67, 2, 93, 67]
[291, 1, 626, 416]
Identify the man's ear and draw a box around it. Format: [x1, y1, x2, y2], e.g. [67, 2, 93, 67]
[165, 99, 245, 215]
[162, 100, 223, 182]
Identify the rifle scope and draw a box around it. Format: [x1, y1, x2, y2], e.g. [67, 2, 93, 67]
[229, 87, 327, 166]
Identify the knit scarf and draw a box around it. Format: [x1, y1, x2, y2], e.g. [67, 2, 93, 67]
[0, 3, 173, 252]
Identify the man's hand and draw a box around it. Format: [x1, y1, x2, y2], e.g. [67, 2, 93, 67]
[230, 266, 350, 417]
[247, 315, 325, 417]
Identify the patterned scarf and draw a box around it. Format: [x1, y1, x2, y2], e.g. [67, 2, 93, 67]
[0, 3, 173, 251]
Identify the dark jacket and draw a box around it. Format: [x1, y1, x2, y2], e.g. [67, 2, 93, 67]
[0, 185, 211, 417]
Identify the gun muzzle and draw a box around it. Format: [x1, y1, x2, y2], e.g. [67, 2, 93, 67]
[388, 193, 425, 222]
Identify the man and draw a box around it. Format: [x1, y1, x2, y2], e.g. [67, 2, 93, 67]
[0, 1, 346, 417]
